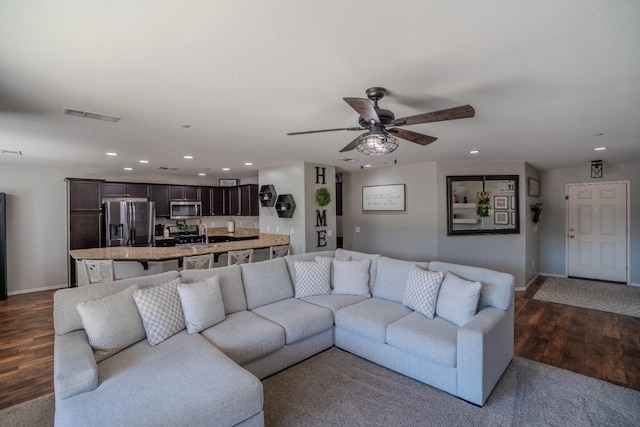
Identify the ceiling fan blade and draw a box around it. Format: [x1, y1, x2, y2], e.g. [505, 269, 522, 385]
[387, 128, 437, 146]
[394, 105, 475, 126]
[287, 127, 364, 136]
[339, 135, 362, 152]
[343, 98, 380, 124]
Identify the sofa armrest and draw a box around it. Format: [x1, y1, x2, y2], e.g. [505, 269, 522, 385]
[54, 330, 99, 402]
[456, 305, 514, 406]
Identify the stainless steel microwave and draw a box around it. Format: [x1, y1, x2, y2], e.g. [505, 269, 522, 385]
[169, 201, 202, 219]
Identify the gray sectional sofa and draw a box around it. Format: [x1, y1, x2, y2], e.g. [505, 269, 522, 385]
[53, 249, 515, 426]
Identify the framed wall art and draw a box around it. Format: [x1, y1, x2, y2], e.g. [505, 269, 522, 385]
[528, 178, 540, 197]
[362, 184, 405, 211]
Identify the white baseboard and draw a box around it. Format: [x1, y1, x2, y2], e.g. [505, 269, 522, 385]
[629, 282, 640, 288]
[539, 272, 567, 278]
[8, 283, 67, 296]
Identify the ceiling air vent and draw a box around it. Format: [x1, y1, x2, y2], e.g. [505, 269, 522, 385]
[64, 108, 120, 123]
[156, 166, 179, 171]
[0, 149, 23, 156]
[337, 157, 357, 162]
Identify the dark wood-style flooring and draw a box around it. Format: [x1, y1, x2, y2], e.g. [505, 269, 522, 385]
[1, 276, 639, 410]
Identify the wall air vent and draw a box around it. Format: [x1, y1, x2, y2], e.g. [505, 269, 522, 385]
[156, 166, 179, 171]
[64, 108, 120, 123]
[0, 149, 22, 156]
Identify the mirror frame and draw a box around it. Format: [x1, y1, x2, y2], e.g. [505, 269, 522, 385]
[446, 175, 520, 236]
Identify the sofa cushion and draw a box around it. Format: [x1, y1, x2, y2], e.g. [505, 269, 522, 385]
[373, 256, 429, 303]
[436, 272, 482, 327]
[402, 266, 444, 319]
[55, 331, 263, 427]
[335, 298, 412, 343]
[332, 259, 372, 297]
[134, 278, 185, 345]
[335, 249, 379, 290]
[387, 312, 458, 368]
[241, 258, 293, 309]
[252, 298, 333, 344]
[284, 251, 335, 287]
[178, 276, 225, 334]
[180, 264, 247, 314]
[201, 310, 285, 365]
[427, 261, 514, 310]
[302, 294, 367, 315]
[293, 257, 331, 298]
[54, 270, 181, 335]
[76, 284, 145, 361]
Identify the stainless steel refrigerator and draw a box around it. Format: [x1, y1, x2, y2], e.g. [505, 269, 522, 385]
[104, 201, 155, 247]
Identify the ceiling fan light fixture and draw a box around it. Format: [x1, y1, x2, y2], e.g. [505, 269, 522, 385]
[355, 131, 398, 156]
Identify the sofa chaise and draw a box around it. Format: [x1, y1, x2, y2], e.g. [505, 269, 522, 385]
[53, 249, 515, 426]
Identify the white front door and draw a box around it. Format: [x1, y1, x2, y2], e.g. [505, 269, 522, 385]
[567, 181, 628, 283]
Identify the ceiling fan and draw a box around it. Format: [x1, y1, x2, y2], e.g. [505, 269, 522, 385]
[287, 87, 475, 156]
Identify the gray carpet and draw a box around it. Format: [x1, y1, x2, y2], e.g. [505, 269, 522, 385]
[533, 276, 640, 317]
[3, 348, 640, 426]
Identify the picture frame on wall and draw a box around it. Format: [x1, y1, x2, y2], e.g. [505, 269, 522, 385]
[362, 184, 405, 211]
[494, 211, 509, 225]
[528, 178, 540, 197]
[494, 195, 508, 210]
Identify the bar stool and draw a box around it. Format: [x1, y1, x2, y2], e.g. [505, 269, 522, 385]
[227, 249, 254, 265]
[83, 259, 115, 284]
[269, 245, 291, 259]
[183, 254, 214, 270]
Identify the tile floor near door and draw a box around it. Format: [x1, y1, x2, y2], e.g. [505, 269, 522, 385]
[1, 276, 639, 410]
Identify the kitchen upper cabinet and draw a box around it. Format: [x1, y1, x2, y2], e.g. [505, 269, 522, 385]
[102, 182, 149, 198]
[151, 185, 170, 217]
[68, 179, 102, 211]
[169, 185, 200, 201]
[201, 186, 225, 216]
[226, 184, 258, 216]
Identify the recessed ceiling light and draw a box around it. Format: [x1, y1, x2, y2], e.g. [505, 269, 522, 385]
[469, 149, 480, 154]
[139, 160, 149, 164]
[124, 167, 133, 171]
[222, 167, 230, 171]
[244, 162, 253, 166]
[594, 147, 607, 151]
[198, 172, 206, 176]
[184, 155, 193, 159]
[364, 164, 372, 168]
[106, 152, 118, 156]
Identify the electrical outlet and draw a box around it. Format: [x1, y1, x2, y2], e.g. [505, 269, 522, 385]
[276, 226, 280, 233]
[290, 228, 295, 235]
[267, 225, 270, 232]
[355, 226, 360, 233]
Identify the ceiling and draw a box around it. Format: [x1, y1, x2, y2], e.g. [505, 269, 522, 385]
[1, 1, 639, 181]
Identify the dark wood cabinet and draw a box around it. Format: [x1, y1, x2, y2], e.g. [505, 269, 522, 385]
[69, 180, 102, 211]
[226, 185, 258, 216]
[69, 211, 102, 249]
[151, 185, 170, 217]
[102, 182, 149, 198]
[169, 186, 200, 201]
[201, 186, 226, 216]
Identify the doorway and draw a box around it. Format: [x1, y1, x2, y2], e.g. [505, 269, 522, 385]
[566, 181, 629, 283]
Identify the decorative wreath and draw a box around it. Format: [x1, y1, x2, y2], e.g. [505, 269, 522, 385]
[315, 187, 331, 207]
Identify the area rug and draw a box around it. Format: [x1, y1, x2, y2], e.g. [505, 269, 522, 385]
[533, 276, 640, 317]
[3, 348, 640, 427]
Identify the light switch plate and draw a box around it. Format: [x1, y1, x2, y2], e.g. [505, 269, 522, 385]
[355, 226, 361, 233]
[327, 230, 333, 237]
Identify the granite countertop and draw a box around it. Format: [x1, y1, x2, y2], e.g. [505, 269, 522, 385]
[69, 233, 289, 261]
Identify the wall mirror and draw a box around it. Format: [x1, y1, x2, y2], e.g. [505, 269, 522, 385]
[447, 175, 520, 235]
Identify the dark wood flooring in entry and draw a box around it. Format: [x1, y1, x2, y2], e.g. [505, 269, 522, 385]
[1, 277, 639, 410]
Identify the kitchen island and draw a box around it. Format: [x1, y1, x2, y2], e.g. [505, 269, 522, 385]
[69, 232, 289, 285]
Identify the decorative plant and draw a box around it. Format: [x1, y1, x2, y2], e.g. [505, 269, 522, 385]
[315, 187, 331, 207]
[531, 203, 543, 224]
[476, 191, 492, 218]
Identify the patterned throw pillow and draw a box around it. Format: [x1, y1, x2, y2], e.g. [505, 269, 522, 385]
[294, 257, 331, 298]
[177, 276, 225, 334]
[77, 285, 145, 361]
[133, 278, 185, 346]
[332, 259, 371, 297]
[402, 266, 444, 319]
[435, 272, 482, 326]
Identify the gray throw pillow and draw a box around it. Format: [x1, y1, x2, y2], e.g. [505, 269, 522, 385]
[133, 278, 185, 346]
[177, 276, 225, 334]
[76, 285, 145, 361]
[402, 265, 444, 319]
[294, 257, 331, 298]
[436, 272, 482, 327]
[332, 259, 371, 297]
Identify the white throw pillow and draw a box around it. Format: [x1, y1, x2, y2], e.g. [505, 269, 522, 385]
[315, 255, 350, 289]
[294, 257, 331, 298]
[133, 278, 185, 346]
[76, 285, 145, 361]
[332, 259, 371, 297]
[402, 265, 444, 319]
[178, 276, 225, 334]
[436, 272, 482, 327]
